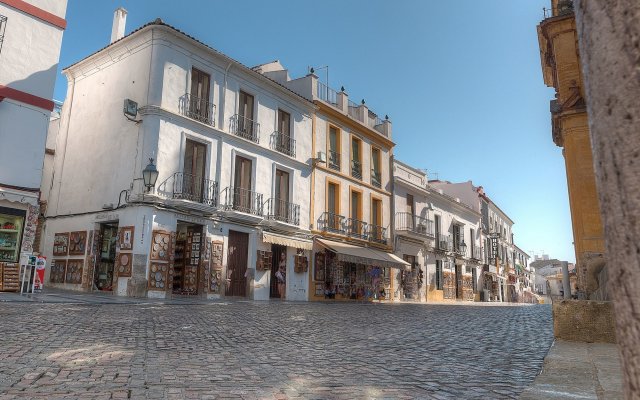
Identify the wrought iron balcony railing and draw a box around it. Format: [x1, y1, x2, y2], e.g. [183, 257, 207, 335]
[230, 114, 260, 143]
[266, 198, 300, 225]
[328, 150, 340, 171]
[183, 93, 216, 126]
[172, 172, 218, 207]
[272, 131, 296, 158]
[221, 187, 263, 216]
[351, 159, 362, 180]
[437, 234, 452, 251]
[368, 224, 387, 245]
[371, 170, 382, 188]
[395, 212, 434, 237]
[319, 212, 346, 234]
[317, 81, 338, 105]
[346, 218, 368, 240]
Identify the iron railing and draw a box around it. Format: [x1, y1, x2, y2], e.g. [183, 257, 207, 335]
[319, 212, 345, 234]
[266, 198, 300, 225]
[183, 93, 216, 126]
[222, 187, 263, 215]
[395, 212, 434, 237]
[437, 234, 452, 251]
[317, 81, 338, 105]
[348, 100, 360, 120]
[328, 150, 340, 171]
[230, 114, 259, 143]
[272, 131, 296, 157]
[172, 172, 218, 206]
[368, 224, 387, 244]
[453, 243, 467, 257]
[371, 170, 382, 188]
[346, 218, 368, 240]
[351, 159, 362, 180]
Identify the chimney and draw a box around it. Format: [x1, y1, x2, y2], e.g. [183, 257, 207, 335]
[110, 7, 127, 43]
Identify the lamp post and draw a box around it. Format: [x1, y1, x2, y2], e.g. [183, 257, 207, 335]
[142, 158, 159, 193]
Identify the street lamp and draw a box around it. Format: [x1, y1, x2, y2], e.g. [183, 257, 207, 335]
[142, 158, 159, 192]
[459, 241, 467, 256]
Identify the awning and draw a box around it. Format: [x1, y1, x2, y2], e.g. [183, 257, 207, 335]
[262, 232, 313, 250]
[316, 238, 410, 269]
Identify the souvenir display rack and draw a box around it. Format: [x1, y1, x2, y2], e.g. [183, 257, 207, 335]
[0, 262, 20, 291]
[0, 213, 23, 263]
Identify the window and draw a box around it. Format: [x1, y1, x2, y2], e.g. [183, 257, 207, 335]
[275, 109, 294, 157]
[453, 224, 463, 252]
[233, 156, 253, 212]
[274, 169, 290, 221]
[188, 68, 212, 124]
[470, 228, 475, 257]
[435, 260, 443, 290]
[371, 147, 381, 188]
[434, 215, 441, 239]
[406, 194, 414, 215]
[327, 182, 340, 231]
[350, 190, 363, 236]
[328, 126, 340, 170]
[182, 139, 207, 201]
[236, 91, 256, 139]
[351, 137, 362, 179]
[371, 198, 382, 227]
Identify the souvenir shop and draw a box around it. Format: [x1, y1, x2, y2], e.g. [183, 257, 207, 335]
[310, 239, 408, 301]
[482, 269, 506, 302]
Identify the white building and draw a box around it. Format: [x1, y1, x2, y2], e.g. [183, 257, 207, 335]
[393, 161, 483, 302]
[253, 62, 409, 302]
[0, 0, 67, 291]
[41, 13, 315, 300]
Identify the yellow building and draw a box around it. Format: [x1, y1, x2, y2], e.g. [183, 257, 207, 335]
[537, 0, 607, 298]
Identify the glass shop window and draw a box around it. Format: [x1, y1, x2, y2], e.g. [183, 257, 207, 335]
[0, 208, 26, 263]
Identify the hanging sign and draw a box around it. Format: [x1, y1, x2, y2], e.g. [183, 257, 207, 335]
[491, 237, 499, 260]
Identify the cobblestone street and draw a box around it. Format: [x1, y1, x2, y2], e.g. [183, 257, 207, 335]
[0, 301, 553, 399]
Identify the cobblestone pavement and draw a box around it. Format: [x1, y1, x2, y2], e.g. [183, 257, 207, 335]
[0, 301, 553, 399]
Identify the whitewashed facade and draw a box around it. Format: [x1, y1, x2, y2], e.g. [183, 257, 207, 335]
[41, 17, 314, 300]
[393, 161, 483, 302]
[0, 0, 67, 290]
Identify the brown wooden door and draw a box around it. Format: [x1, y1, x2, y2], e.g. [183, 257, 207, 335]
[226, 230, 249, 297]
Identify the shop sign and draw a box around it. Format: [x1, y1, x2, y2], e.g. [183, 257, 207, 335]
[174, 213, 212, 226]
[95, 212, 119, 221]
[33, 256, 46, 292]
[490, 237, 499, 259]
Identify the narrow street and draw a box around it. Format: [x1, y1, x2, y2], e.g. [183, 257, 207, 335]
[0, 301, 552, 399]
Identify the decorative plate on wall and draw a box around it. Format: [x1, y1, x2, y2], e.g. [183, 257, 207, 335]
[148, 262, 168, 290]
[53, 233, 69, 256]
[150, 231, 171, 261]
[118, 226, 135, 251]
[50, 260, 66, 283]
[65, 259, 84, 284]
[117, 253, 132, 277]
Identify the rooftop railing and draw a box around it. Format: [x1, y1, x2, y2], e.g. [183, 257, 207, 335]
[317, 81, 338, 105]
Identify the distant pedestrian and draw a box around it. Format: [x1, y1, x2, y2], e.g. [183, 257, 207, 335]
[275, 253, 286, 299]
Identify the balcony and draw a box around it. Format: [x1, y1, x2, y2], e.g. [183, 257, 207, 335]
[317, 81, 338, 105]
[230, 114, 260, 143]
[437, 234, 452, 252]
[368, 224, 387, 245]
[346, 218, 368, 240]
[182, 93, 216, 126]
[271, 131, 296, 158]
[371, 170, 382, 188]
[351, 159, 362, 180]
[367, 110, 386, 136]
[221, 187, 263, 216]
[453, 243, 467, 258]
[172, 172, 218, 207]
[328, 150, 340, 171]
[395, 212, 434, 238]
[265, 198, 300, 226]
[318, 212, 346, 234]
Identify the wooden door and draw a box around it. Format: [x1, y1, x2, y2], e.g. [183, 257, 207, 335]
[190, 68, 210, 119]
[183, 139, 207, 201]
[226, 230, 249, 297]
[233, 156, 252, 212]
[270, 244, 286, 298]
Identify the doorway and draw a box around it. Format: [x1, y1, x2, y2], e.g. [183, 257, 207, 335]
[455, 264, 463, 299]
[226, 230, 249, 297]
[173, 222, 204, 295]
[270, 244, 286, 298]
[94, 222, 118, 291]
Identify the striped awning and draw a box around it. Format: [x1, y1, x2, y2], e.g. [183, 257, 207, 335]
[316, 238, 410, 269]
[262, 232, 313, 250]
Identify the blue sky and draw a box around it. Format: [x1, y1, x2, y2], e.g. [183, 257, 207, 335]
[53, 0, 572, 262]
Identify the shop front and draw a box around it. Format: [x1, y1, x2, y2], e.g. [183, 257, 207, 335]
[310, 238, 408, 301]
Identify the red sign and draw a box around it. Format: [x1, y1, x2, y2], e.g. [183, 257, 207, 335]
[33, 256, 46, 291]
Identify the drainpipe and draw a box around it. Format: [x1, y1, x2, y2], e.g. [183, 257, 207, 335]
[220, 62, 233, 131]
